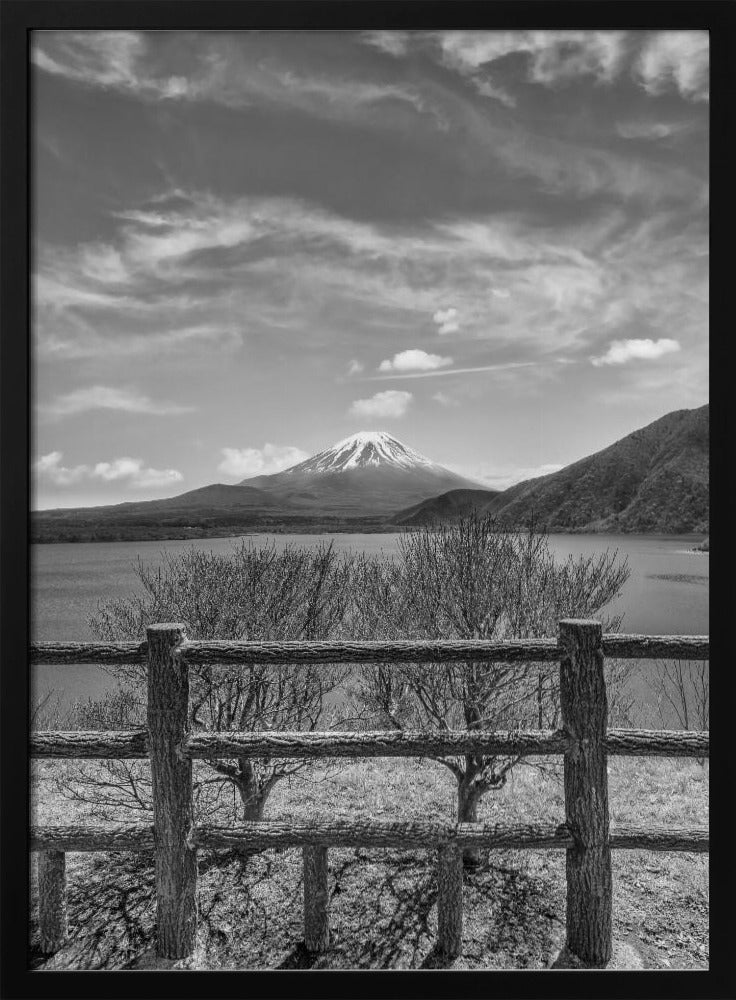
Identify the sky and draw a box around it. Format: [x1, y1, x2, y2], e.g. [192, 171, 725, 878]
[31, 29, 709, 509]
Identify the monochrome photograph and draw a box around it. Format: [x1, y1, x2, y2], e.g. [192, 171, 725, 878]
[25, 25, 709, 974]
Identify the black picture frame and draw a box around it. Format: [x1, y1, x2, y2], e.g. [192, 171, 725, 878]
[2, 3, 734, 998]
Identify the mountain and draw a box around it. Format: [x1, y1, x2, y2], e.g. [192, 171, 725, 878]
[31, 431, 480, 541]
[32, 409, 708, 542]
[240, 431, 482, 514]
[36, 483, 281, 521]
[394, 405, 709, 533]
[392, 488, 500, 527]
[32, 483, 291, 542]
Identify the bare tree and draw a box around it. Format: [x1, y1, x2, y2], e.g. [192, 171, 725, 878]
[353, 514, 630, 866]
[60, 540, 356, 822]
[647, 659, 709, 764]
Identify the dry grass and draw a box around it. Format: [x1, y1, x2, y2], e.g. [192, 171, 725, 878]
[29, 753, 708, 971]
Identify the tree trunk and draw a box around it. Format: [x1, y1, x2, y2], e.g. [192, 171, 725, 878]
[457, 783, 481, 868]
[241, 793, 266, 822]
[233, 772, 270, 857]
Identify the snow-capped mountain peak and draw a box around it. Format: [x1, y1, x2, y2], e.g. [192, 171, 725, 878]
[237, 429, 481, 510]
[285, 431, 438, 475]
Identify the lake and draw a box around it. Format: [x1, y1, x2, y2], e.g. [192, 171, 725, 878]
[32, 532, 709, 711]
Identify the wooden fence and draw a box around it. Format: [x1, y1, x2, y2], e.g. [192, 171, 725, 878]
[30, 619, 709, 967]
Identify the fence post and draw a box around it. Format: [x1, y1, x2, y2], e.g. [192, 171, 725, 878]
[38, 850, 67, 953]
[303, 846, 330, 952]
[147, 623, 197, 959]
[558, 619, 612, 967]
[437, 843, 463, 960]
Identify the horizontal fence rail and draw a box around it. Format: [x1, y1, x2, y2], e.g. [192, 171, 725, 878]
[30, 621, 710, 967]
[30, 727, 710, 760]
[30, 820, 709, 854]
[31, 641, 147, 664]
[30, 633, 710, 665]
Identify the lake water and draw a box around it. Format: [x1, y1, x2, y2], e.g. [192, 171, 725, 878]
[32, 532, 708, 710]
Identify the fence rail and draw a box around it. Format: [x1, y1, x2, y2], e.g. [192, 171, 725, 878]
[30, 727, 710, 760]
[30, 632, 709, 665]
[31, 620, 710, 967]
[31, 820, 709, 854]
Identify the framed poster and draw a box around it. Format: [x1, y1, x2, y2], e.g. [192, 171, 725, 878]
[1, 2, 734, 998]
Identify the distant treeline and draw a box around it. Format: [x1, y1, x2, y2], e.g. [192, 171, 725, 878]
[31, 515, 395, 543]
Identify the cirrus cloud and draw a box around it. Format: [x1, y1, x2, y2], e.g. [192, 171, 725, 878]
[349, 390, 413, 419]
[378, 349, 453, 373]
[591, 338, 681, 367]
[32, 31, 428, 122]
[43, 385, 193, 419]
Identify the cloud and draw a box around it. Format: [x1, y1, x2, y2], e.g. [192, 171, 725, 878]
[472, 77, 517, 108]
[34, 188, 707, 387]
[43, 385, 193, 418]
[349, 390, 413, 418]
[433, 307, 460, 335]
[218, 444, 309, 478]
[32, 31, 428, 123]
[91, 458, 183, 488]
[432, 391, 460, 407]
[36, 315, 242, 362]
[635, 32, 709, 102]
[591, 338, 681, 366]
[378, 349, 453, 373]
[346, 359, 364, 376]
[361, 31, 410, 57]
[615, 120, 688, 141]
[471, 462, 565, 491]
[385, 30, 707, 109]
[372, 361, 541, 381]
[34, 452, 183, 489]
[434, 30, 627, 88]
[33, 452, 89, 486]
[76, 243, 130, 284]
[32, 31, 145, 91]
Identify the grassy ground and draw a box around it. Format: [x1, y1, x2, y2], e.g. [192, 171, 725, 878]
[29, 754, 708, 971]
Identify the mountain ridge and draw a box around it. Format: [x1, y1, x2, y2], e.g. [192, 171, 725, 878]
[394, 405, 709, 533]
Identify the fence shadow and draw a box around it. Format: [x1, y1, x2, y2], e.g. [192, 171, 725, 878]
[277, 943, 321, 969]
[30, 846, 565, 970]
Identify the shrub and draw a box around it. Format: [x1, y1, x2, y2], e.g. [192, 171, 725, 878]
[353, 514, 630, 865]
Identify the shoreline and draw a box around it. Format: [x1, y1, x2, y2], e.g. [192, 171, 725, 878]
[31, 527, 710, 546]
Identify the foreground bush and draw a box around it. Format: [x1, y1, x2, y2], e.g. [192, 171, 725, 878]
[65, 541, 357, 822]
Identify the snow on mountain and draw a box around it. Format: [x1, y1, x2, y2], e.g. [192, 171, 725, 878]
[282, 431, 439, 475]
[238, 431, 481, 513]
